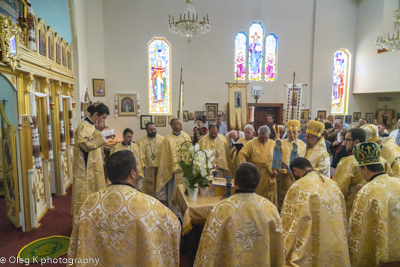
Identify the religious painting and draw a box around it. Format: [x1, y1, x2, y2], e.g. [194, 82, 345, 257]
[316, 110, 326, 121]
[56, 42, 61, 64]
[248, 22, 264, 81]
[67, 51, 72, 70]
[290, 92, 298, 106]
[206, 103, 218, 121]
[264, 33, 278, 82]
[183, 110, 189, 122]
[377, 108, 393, 129]
[92, 79, 105, 97]
[234, 92, 242, 108]
[188, 112, 194, 121]
[155, 116, 166, 127]
[0, 0, 24, 23]
[345, 115, 352, 124]
[331, 49, 351, 114]
[219, 111, 227, 121]
[140, 115, 152, 129]
[168, 116, 174, 125]
[10, 35, 17, 55]
[148, 37, 171, 115]
[117, 93, 137, 117]
[39, 29, 46, 56]
[48, 36, 54, 60]
[365, 113, 374, 124]
[335, 115, 344, 121]
[353, 112, 361, 122]
[195, 111, 206, 123]
[62, 46, 67, 66]
[234, 32, 247, 81]
[300, 109, 310, 126]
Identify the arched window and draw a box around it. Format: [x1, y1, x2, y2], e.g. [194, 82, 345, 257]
[264, 34, 278, 82]
[331, 49, 351, 114]
[234, 32, 247, 81]
[248, 22, 264, 81]
[148, 37, 171, 115]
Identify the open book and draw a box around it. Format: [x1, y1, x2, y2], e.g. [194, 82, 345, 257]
[231, 138, 244, 150]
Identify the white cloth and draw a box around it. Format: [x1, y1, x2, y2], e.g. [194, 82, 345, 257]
[337, 130, 342, 142]
[224, 131, 245, 149]
[389, 129, 400, 146]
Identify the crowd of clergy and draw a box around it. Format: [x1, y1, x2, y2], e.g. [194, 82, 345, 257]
[67, 103, 400, 267]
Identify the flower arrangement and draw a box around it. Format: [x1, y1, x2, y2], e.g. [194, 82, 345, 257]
[178, 141, 214, 190]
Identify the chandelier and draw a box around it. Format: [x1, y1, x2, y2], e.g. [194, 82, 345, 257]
[376, 3, 400, 51]
[168, 0, 211, 43]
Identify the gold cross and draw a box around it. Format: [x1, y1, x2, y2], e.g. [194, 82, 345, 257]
[365, 145, 372, 154]
[215, 151, 219, 158]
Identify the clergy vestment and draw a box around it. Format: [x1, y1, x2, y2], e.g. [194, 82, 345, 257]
[71, 118, 107, 219]
[281, 170, 350, 267]
[68, 184, 181, 267]
[332, 155, 393, 219]
[349, 173, 400, 267]
[381, 136, 400, 177]
[137, 134, 164, 197]
[198, 133, 233, 177]
[276, 139, 306, 210]
[155, 131, 191, 207]
[110, 142, 144, 178]
[305, 138, 330, 177]
[194, 193, 285, 267]
[238, 138, 276, 203]
[230, 137, 253, 173]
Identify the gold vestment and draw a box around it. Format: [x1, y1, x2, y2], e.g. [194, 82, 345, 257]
[137, 134, 165, 197]
[71, 120, 107, 219]
[68, 184, 181, 266]
[281, 171, 350, 266]
[276, 139, 306, 210]
[231, 137, 253, 172]
[238, 138, 276, 203]
[198, 133, 233, 176]
[194, 193, 284, 266]
[349, 173, 400, 267]
[155, 132, 192, 194]
[305, 138, 330, 177]
[332, 155, 393, 219]
[381, 137, 400, 177]
[110, 142, 144, 178]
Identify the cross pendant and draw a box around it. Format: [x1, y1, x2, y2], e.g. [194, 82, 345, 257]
[151, 153, 156, 161]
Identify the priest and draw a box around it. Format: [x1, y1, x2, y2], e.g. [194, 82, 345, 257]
[155, 118, 191, 207]
[110, 128, 144, 181]
[68, 150, 181, 266]
[230, 124, 255, 171]
[304, 121, 330, 177]
[238, 125, 278, 204]
[332, 128, 392, 218]
[276, 120, 306, 210]
[194, 162, 284, 266]
[137, 122, 164, 197]
[281, 157, 350, 266]
[349, 142, 400, 267]
[198, 123, 233, 177]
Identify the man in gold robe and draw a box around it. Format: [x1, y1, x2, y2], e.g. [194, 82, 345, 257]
[333, 128, 393, 219]
[231, 124, 255, 171]
[349, 142, 400, 267]
[281, 157, 350, 266]
[71, 104, 109, 219]
[68, 150, 181, 267]
[362, 123, 400, 177]
[198, 124, 233, 177]
[238, 125, 278, 204]
[304, 121, 330, 177]
[110, 128, 144, 185]
[156, 118, 191, 208]
[137, 122, 164, 197]
[276, 120, 306, 210]
[194, 162, 284, 266]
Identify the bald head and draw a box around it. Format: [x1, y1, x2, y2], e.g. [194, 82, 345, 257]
[228, 130, 239, 142]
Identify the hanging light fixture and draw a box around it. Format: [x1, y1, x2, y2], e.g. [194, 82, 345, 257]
[168, 0, 211, 43]
[376, 0, 400, 52]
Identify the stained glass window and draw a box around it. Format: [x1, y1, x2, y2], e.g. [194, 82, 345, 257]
[331, 49, 351, 114]
[248, 22, 264, 81]
[234, 32, 247, 81]
[264, 34, 278, 82]
[148, 38, 171, 115]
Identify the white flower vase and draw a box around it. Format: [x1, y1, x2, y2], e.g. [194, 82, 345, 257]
[188, 187, 198, 202]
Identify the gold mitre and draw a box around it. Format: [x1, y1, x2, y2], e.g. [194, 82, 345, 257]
[352, 142, 381, 166]
[287, 120, 300, 131]
[361, 124, 380, 143]
[306, 121, 325, 137]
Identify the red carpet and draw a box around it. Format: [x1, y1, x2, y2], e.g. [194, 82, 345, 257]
[0, 187, 72, 266]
